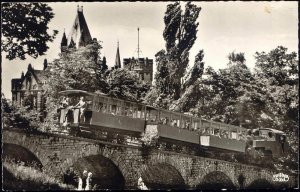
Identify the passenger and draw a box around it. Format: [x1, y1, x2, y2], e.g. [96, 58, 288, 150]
[74, 96, 86, 120]
[171, 120, 177, 127]
[185, 122, 190, 129]
[60, 97, 69, 108]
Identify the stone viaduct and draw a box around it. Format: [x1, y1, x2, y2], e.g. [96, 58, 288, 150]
[2, 128, 297, 190]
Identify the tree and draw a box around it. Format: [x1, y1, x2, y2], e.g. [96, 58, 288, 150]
[2, 3, 58, 60]
[170, 50, 205, 112]
[107, 68, 150, 102]
[2, 93, 40, 131]
[42, 40, 107, 130]
[254, 46, 298, 86]
[253, 46, 298, 173]
[154, 2, 201, 101]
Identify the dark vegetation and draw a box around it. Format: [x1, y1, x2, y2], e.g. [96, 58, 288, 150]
[2, 3, 58, 60]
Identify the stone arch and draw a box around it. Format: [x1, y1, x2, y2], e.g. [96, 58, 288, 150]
[197, 171, 236, 190]
[140, 163, 186, 190]
[63, 154, 125, 190]
[3, 143, 43, 170]
[247, 178, 274, 189]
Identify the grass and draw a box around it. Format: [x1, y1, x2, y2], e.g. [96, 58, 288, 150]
[3, 158, 74, 191]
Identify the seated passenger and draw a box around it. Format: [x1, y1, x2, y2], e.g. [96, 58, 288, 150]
[171, 120, 177, 127]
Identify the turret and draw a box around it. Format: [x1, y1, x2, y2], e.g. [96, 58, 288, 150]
[43, 59, 48, 70]
[60, 30, 68, 52]
[115, 41, 121, 69]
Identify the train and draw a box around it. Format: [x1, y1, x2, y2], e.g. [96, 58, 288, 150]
[57, 89, 288, 160]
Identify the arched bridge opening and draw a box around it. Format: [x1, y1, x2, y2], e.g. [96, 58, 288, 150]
[140, 163, 186, 190]
[3, 143, 43, 170]
[247, 178, 274, 189]
[197, 171, 236, 190]
[63, 155, 125, 190]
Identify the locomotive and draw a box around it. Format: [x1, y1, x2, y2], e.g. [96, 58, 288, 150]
[57, 90, 288, 160]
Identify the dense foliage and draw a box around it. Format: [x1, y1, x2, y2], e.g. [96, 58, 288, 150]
[2, 94, 41, 132]
[152, 2, 202, 101]
[2, 3, 58, 60]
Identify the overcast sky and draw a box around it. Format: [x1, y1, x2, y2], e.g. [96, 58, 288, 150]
[2, 1, 298, 99]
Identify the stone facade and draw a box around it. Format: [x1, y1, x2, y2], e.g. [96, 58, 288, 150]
[3, 129, 297, 189]
[123, 57, 153, 84]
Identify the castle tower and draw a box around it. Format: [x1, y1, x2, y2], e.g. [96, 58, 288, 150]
[123, 28, 153, 84]
[60, 30, 68, 52]
[60, 5, 93, 51]
[115, 41, 121, 69]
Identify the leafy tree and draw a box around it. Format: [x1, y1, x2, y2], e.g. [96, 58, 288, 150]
[154, 2, 201, 101]
[253, 46, 298, 173]
[254, 46, 298, 86]
[2, 3, 58, 60]
[170, 50, 205, 112]
[2, 93, 40, 131]
[107, 68, 150, 102]
[42, 40, 107, 130]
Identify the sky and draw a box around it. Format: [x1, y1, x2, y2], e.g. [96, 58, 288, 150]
[2, 1, 298, 99]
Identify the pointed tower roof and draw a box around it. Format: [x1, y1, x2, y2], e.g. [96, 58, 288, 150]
[115, 41, 121, 69]
[61, 30, 68, 47]
[67, 6, 92, 48]
[68, 37, 76, 48]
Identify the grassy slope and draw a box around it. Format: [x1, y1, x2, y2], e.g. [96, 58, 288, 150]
[3, 160, 74, 191]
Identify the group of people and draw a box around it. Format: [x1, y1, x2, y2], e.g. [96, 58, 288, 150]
[59, 96, 86, 125]
[77, 170, 93, 190]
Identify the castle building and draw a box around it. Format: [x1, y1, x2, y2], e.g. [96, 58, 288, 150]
[11, 6, 93, 110]
[11, 60, 48, 111]
[113, 28, 154, 84]
[123, 57, 153, 83]
[11, 6, 154, 110]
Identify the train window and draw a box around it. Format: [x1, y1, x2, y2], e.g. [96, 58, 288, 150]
[268, 132, 273, 138]
[170, 113, 180, 127]
[111, 104, 117, 114]
[159, 110, 170, 125]
[192, 119, 200, 131]
[214, 129, 220, 136]
[201, 120, 210, 130]
[137, 105, 144, 119]
[181, 116, 190, 129]
[132, 106, 138, 118]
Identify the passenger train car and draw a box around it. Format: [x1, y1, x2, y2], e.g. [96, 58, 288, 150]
[57, 90, 288, 158]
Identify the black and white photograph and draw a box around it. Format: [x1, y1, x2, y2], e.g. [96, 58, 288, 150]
[1, 1, 298, 190]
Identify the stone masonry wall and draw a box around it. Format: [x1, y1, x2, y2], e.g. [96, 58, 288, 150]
[3, 129, 296, 189]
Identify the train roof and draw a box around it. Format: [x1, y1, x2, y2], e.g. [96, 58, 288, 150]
[259, 128, 285, 134]
[58, 90, 96, 96]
